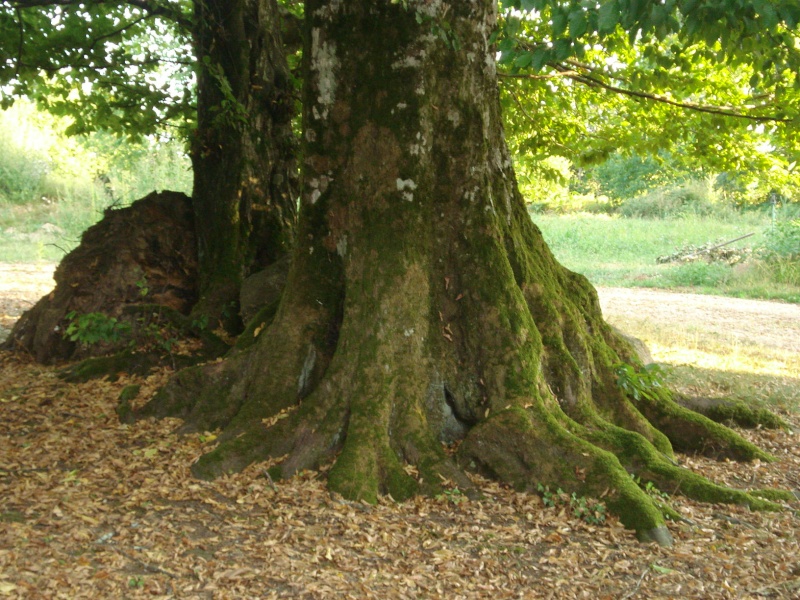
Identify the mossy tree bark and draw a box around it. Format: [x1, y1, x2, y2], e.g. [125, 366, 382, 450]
[141, 0, 784, 545]
[190, 0, 298, 328]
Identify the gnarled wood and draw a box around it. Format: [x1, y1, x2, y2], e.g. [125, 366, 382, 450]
[138, 0, 785, 545]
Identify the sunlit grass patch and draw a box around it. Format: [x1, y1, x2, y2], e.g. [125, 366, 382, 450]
[616, 320, 800, 414]
[535, 212, 799, 303]
[664, 365, 800, 415]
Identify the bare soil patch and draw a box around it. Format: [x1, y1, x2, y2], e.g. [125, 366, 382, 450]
[1, 264, 800, 598]
[0, 263, 56, 345]
[598, 286, 800, 356]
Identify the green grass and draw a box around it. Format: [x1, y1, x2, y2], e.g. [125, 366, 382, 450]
[533, 212, 800, 303]
[0, 100, 192, 264]
[0, 196, 112, 262]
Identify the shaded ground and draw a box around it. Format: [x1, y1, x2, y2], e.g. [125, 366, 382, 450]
[1, 264, 800, 599]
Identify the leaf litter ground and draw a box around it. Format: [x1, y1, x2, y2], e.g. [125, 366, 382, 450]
[1, 265, 800, 599]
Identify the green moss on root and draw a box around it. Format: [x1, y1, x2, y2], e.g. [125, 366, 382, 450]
[234, 301, 280, 351]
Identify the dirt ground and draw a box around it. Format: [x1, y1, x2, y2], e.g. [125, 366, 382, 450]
[0, 263, 57, 344]
[3, 262, 799, 353]
[2, 263, 800, 599]
[597, 286, 800, 356]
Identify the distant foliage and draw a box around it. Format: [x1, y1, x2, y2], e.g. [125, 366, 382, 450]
[617, 180, 718, 219]
[763, 220, 800, 261]
[755, 220, 800, 287]
[0, 101, 192, 209]
[585, 153, 671, 201]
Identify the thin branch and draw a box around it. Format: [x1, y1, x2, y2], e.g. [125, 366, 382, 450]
[499, 70, 579, 81]
[87, 13, 152, 53]
[500, 59, 790, 123]
[17, 55, 193, 73]
[553, 62, 790, 123]
[621, 568, 649, 600]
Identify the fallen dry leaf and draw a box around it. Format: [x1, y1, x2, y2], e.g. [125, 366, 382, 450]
[1, 265, 799, 598]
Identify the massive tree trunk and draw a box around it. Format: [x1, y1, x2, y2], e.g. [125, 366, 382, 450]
[190, 0, 298, 328]
[139, 0, 785, 544]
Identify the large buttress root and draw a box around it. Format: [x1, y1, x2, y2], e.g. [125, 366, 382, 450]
[138, 0, 787, 545]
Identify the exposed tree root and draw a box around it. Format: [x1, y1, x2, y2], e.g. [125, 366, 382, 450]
[56, 304, 229, 383]
[676, 394, 790, 430]
[136, 1, 790, 546]
[138, 246, 787, 547]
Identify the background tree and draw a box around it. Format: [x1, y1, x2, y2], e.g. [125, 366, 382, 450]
[497, 0, 800, 205]
[1, 0, 298, 329]
[189, 0, 298, 327]
[137, 0, 798, 546]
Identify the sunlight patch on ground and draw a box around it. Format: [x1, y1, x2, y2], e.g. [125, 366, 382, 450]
[649, 342, 799, 379]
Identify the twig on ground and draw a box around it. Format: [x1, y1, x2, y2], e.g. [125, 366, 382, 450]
[621, 567, 649, 599]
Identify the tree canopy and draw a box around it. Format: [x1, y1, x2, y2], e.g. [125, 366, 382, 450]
[2, 0, 799, 180]
[495, 0, 800, 191]
[1, 0, 194, 138]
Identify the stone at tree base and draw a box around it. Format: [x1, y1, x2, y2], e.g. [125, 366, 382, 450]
[1, 191, 197, 363]
[610, 325, 654, 365]
[239, 254, 291, 325]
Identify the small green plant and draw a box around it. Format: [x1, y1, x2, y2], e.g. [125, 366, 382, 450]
[631, 475, 671, 502]
[537, 483, 561, 507]
[569, 492, 607, 525]
[141, 321, 178, 354]
[630, 474, 680, 520]
[191, 314, 209, 331]
[536, 484, 606, 525]
[135, 276, 149, 298]
[613, 362, 666, 402]
[436, 487, 466, 505]
[128, 576, 144, 588]
[64, 311, 131, 345]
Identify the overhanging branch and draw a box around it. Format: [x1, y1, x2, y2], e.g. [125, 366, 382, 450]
[8, 0, 192, 30]
[499, 62, 791, 123]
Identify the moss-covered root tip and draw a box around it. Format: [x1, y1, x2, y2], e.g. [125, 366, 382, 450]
[637, 526, 674, 546]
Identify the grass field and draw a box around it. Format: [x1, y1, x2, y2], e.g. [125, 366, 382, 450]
[1, 197, 798, 303]
[534, 212, 800, 303]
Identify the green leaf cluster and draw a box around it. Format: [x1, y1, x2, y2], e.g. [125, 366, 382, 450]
[497, 0, 800, 183]
[1, 1, 195, 141]
[613, 362, 667, 402]
[64, 311, 131, 345]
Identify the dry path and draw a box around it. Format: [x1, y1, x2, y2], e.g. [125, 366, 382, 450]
[2, 262, 798, 357]
[598, 286, 800, 356]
